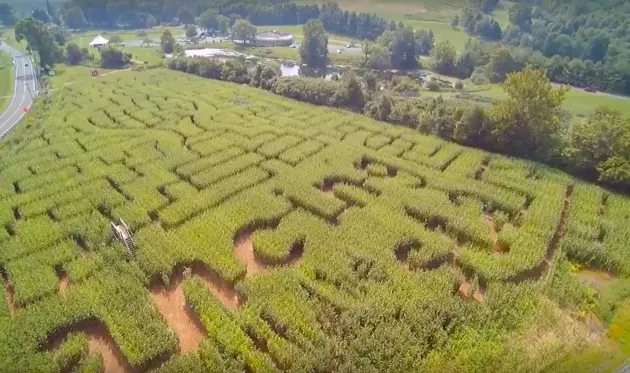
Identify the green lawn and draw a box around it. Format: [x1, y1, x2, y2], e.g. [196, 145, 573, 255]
[0, 51, 14, 114]
[232, 44, 364, 65]
[469, 83, 630, 117]
[68, 26, 187, 48]
[296, 0, 466, 23]
[257, 25, 353, 46]
[0, 28, 27, 53]
[44, 65, 122, 89]
[120, 46, 165, 65]
[406, 20, 472, 51]
[492, 1, 514, 28]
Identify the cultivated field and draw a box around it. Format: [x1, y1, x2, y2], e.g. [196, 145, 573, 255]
[1, 69, 629, 372]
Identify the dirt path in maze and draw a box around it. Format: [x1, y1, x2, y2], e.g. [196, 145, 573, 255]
[58, 273, 69, 296]
[48, 320, 133, 373]
[234, 232, 264, 278]
[3, 281, 16, 316]
[150, 277, 206, 353]
[84, 324, 133, 373]
[233, 230, 304, 278]
[484, 211, 509, 253]
[507, 185, 574, 283]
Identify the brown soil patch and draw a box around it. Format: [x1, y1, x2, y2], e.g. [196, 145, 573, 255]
[58, 273, 69, 296]
[189, 264, 240, 311]
[321, 183, 335, 198]
[3, 281, 16, 316]
[234, 232, 264, 278]
[233, 231, 304, 278]
[472, 287, 485, 302]
[150, 278, 206, 353]
[458, 282, 470, 297]
[576, 270, 614, 290]
[85, 324, 133, 373]
[458, 281, 485, 302]
[484, 211, 508, 253]
[49, 321, 132, 373]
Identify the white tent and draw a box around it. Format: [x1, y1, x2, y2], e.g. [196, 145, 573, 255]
[89, 35, 109, 48]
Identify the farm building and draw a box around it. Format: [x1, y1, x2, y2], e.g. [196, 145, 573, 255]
[89, 35, 109, 48]
[254, 31, 294, 47]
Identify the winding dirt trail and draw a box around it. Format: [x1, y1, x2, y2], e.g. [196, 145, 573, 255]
[150, 278, 206, 353]
[234, 232, 264, 278]
[484, 211, 508, 253]
[3, 281, 16, 316]
[186, 264, 240, 311]
[84, 324, 133, 373]
[48, 321, 133, 373]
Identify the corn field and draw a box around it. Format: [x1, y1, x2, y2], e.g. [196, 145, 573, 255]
[0, 69, 628, 373]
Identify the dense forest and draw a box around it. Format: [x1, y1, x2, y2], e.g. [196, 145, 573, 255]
[1, 0, 393, 42]
[458, 0, 630, 94]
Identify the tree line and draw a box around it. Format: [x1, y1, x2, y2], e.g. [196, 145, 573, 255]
[168, 31, 630, 192]
[453, 0, 630, 95]
[29, 0, 392, 42]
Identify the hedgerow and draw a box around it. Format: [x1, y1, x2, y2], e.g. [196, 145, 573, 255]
[0, 68, 628, 372]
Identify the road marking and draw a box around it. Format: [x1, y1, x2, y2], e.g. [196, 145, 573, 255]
[0, 50, 36, 138]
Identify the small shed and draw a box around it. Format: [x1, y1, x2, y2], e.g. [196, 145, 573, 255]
[89, 35, 109, 48]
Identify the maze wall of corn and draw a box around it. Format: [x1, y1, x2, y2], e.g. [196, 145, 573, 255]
[1, 69, 629, 373]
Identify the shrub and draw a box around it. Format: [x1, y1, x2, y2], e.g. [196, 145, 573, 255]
[425, 79, 440, 92]
[99, 46, 131, 68]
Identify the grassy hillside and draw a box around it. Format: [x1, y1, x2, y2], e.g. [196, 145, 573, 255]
[420, 81, 630, 118]
[0, 69, 629, 372]
[0, 51, 13, 114]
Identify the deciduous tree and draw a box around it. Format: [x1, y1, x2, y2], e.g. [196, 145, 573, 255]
[431, 40, 456, 75]
[389, 27, 417, 69]
[199, 9, 220, 30]
[487, 67, 568, 159]
[564, 108, 630, 187]
[300, 19, 328, 68]
[61, 6, 88, 30]
[231, 19, 257, 44]
[109, 34, 123, 45]
[0, 4, 17, 26]
[65, 42, 84, 65]
[161, 30, 176, 53]
[100, 45, 131, 68]
[146, 15, 158, 29]
[186, 25, 197, 38]
[15, 18, 63, 68]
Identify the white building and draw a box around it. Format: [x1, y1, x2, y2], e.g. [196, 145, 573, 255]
[89, 35, 109, 48]
[254, 31, 293, 47]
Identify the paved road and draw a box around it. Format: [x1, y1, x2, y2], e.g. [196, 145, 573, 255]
[0, 42, 37, 138]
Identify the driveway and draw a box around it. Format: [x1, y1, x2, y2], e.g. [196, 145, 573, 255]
[0, 42, 37, 138]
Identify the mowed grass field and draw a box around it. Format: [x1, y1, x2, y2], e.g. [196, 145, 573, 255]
[1, 68, 629, 372]
[0, 51, 13, 114]
[467, 83, 630, 117]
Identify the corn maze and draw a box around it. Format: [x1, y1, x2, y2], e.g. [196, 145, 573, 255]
[0, 69, 629, 372]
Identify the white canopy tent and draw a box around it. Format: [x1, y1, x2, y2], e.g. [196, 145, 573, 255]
[89, 35, 109, 48]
